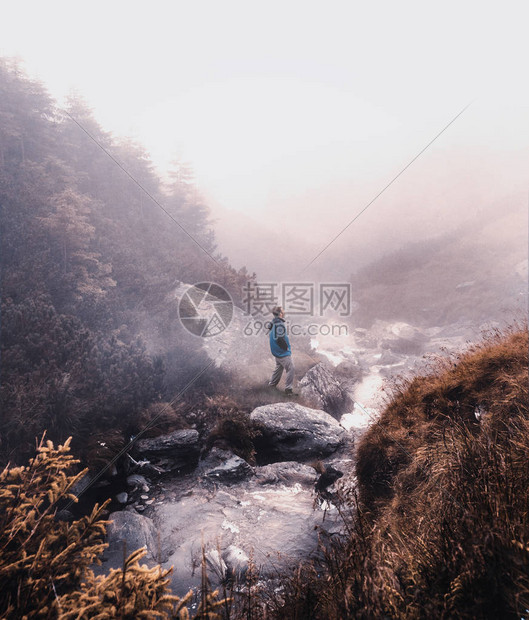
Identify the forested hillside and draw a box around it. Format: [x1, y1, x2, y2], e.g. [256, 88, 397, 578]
[0, 59, 250, 465]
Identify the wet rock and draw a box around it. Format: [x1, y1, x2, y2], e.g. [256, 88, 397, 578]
[255, 462, 317, 486]
[377, 349, 403, 365]
[250, 402, 346, 463]
[353, 328, 377, 348]
[134, 429, 200, 472]
[104, 511, 159, 568]
[126, 474, 150, 492]
[334, 360, 363, 395]
[154, 472, 338, 596]
[299, 363, 354, 417]
[335, 359, 363, 382]
[115, 492, 128, 504]
[199, 448, 254, 484]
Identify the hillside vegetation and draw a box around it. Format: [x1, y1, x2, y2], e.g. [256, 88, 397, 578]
[266, 326, 529, 619]
[0, 58, 250, 465]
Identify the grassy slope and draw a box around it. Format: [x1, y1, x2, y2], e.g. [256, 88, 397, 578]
[353, 326, 529, 618]
[265, 326, 528, 619]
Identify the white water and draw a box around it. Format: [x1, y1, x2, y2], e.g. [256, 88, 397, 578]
[155, 481, 339, 596]
[353, 368, 384, 410]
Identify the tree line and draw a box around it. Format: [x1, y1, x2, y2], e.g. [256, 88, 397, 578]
[0, 58, 251, 465]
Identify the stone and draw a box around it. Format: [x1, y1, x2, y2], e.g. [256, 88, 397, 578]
[377, 349, 402, 366]
[250, 402, 346, 462]
[199, 448, 254, 484]
[126, 474, 150, 492]
[334, 360, 363, 383]
[381, 323, 428, 355]
[134, 429, 200, 471]
[105, 511, 159, 568]
[115, 492, 128, 504]
[154, 472, 337, 597]
[299, 363, 354, 417]
[254, 462, 318, 486]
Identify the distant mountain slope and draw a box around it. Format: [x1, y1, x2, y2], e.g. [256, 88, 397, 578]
[350, 203, 527, 327]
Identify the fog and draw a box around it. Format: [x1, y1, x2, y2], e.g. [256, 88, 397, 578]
[212, 114, 529, 281]
[1, 6, 528, 611]
[1, 1, 527, 283]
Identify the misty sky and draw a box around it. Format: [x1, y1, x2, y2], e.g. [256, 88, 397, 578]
[1, 1, 528, 276]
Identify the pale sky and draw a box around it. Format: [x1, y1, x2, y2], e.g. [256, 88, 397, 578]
[1, 0, 528, 274]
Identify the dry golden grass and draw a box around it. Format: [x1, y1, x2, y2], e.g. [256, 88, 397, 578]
[0, 435, 227, 619]
[257, 324, 529, 619]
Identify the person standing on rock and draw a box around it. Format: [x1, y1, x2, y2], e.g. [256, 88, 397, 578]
[268, 306, 296, 395]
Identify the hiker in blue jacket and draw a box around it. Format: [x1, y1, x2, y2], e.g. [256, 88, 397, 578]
[268, 306, 296, 395]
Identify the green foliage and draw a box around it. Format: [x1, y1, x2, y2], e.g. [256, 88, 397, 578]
[0, 294, 160, 462]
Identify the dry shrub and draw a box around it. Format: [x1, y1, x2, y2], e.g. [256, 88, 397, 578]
[258, 325, 529, 619]
[357, 324, 528, 512]
[203, 396, 261, 465]
[72, 427, 126, 470]
[129, 401, 189, 438]
[0, 435, 226, 619]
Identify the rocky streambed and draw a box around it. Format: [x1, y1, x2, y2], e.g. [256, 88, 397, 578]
[101, 401, 354, 597]
[98, 317, 483, 597]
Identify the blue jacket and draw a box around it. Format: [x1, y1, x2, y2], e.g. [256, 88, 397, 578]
[269, 317, 291, 358]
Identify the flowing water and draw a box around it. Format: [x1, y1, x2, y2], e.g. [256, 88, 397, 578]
[155, 479, 340, 596]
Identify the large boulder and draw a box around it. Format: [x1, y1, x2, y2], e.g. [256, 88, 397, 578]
[198, 448, 254, 484]
[250, 402, 346, 462]
[104, 510, 159, 568]
[334, 360, 363, 391]
[134, 429, 200, 472]
[254, 461, 318, 486]
[299, 363, 354, 417]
